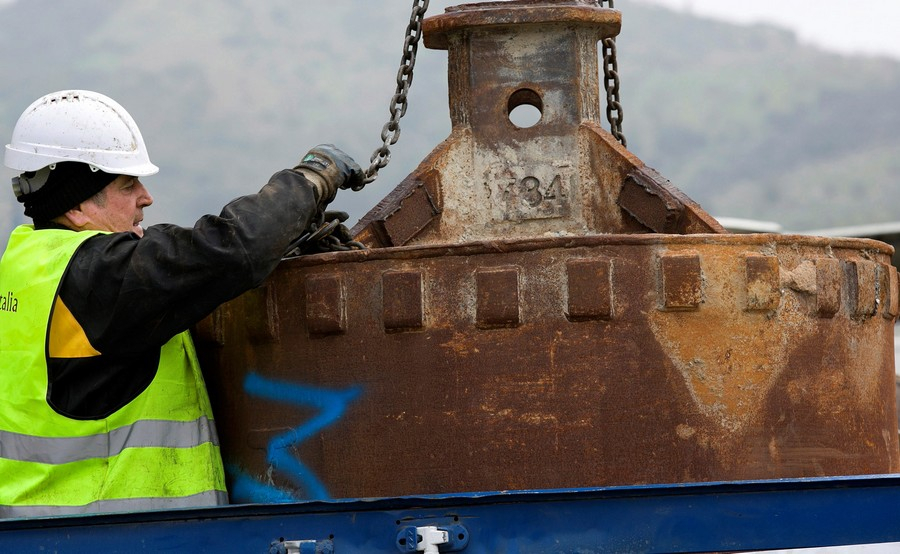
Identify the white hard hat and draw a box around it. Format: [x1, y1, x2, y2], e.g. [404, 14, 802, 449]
[4, 90, 159, 176]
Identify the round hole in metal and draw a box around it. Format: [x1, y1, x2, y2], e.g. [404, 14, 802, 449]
[507, 88, 543, 128]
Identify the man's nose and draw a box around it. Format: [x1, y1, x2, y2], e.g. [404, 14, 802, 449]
[136, 179, 154, 207]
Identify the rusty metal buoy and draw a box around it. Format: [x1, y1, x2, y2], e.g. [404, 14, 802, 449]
[196, 0, 899, 503]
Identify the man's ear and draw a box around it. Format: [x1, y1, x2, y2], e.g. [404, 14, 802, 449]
[58, 204, 91, 230]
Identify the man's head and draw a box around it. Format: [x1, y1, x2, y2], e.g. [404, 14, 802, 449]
[41, 166, 154, 237]
[4, 90, 158, 235]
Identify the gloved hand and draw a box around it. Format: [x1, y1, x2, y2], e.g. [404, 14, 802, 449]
[322, 210, 354, 244]
[294, 144, 365, 208]
[283, 210, 359, 258]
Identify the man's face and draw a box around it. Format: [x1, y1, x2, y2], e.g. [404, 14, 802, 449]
[80, 175, 154, 237]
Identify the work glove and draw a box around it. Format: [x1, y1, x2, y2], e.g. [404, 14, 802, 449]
[293, 144, 365, 208]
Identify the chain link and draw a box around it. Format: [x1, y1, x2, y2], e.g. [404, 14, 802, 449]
[599, 0, 627, 147]
[283, 211, 365, 258]
[360, 0, 430, 190]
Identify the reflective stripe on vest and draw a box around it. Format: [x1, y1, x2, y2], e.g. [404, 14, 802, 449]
[0, 225, 227, 515]
[0, 416, 218, 464]
[0, 490, 229, 519]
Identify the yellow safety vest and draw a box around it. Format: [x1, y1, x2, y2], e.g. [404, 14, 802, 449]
[0, 225, 226, 518]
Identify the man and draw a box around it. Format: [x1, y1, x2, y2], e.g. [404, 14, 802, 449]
[0, 90, 363, 517]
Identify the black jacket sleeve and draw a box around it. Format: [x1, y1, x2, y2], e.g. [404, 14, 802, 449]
[48, 169, 320, 418]
[60, 169, 318, 353]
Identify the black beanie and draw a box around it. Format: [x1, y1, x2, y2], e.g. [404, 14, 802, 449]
[18, 162, 118, 221]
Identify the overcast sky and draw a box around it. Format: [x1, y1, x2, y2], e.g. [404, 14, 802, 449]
[633, 0, 900, 60]
[2, 0, 895, 59]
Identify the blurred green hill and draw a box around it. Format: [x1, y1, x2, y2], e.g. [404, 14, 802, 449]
[2, 0, 899, 243]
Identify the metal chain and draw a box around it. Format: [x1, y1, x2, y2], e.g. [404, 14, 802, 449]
[283, 211, 365, 258]
[600, 0, 627, 147]
[360, 0, 430, 190]
[286, 1, 430, 256]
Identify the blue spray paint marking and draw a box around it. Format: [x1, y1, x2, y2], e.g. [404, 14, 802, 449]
[229, 372, 362, 503]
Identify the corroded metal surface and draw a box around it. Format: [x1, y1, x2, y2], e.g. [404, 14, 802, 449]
[352, 0, 722, 247]
[196, 0, 899, 503]
[196, 235, 900, 501]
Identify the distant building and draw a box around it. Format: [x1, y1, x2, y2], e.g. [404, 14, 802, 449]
[716, 216, 783, 234]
